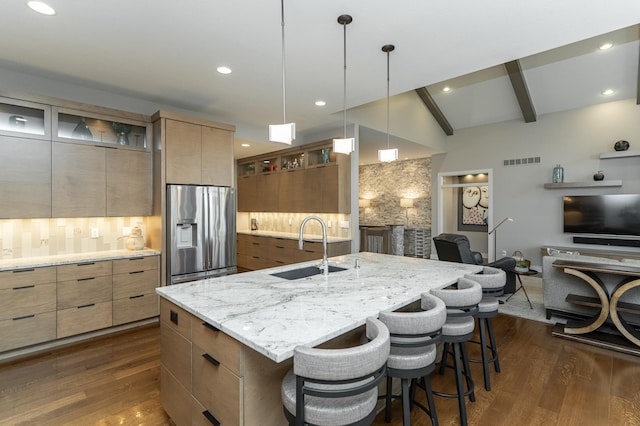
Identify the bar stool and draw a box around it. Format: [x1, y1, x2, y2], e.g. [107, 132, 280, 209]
[281, 317, 390, 426]
[430, 278, 482, 426]
[464, 266, 506, 391]
[378, 293, 447, 426]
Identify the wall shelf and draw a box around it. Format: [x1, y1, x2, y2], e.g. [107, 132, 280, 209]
[600, 150, 640, 159]
[544, 180, 622, 189]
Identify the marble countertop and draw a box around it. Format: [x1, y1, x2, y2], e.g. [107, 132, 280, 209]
[237, 230, 351, 243]
[156, 252, 481, 363]
[0, 249, 161, 271]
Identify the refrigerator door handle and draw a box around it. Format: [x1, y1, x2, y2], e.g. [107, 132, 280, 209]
[202, 188, 210, 271]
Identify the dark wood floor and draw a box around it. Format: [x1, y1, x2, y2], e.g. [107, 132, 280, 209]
[1, 314, 640, 425]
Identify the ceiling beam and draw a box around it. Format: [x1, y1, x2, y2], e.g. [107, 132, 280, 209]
[504, 60, 537, 123]
[414, 87, 454, 136]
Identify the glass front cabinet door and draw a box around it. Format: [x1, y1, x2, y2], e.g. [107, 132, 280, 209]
[0, 97, 51, 139]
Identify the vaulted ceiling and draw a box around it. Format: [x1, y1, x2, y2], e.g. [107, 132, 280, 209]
[1, 1, 638, 163]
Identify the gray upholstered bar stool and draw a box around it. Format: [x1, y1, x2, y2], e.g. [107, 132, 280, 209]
[281, 317, 390, 426]
[464, 266, 506, 391]
[377, 293, 446, 426]
[429, 278, 482, 426]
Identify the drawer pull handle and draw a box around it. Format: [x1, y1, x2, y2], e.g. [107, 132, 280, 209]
[13, 268, 35, 273]
[202, 353, 220, 366]
[252, 242, 260, 245]
[203, 322, 220, 332]
[129, 270, 144, 274]
[13, 285, 35, 290]
[129, 257, 144, 261]
[77, 262, 96, 266]
[275, 246, 285, 249]
[78, 277, 96, 282]
[78, 303, 95, 309]
[13, 314, 35, 321]
[202, 410, 221, 426]
[170, 310, 179, 325]
[129, 294, 144, 299]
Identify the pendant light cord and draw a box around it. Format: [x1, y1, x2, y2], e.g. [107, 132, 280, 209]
[385, 47, 391, 148]
[280, 0, 287, 124]
[342, 20, 347, 139]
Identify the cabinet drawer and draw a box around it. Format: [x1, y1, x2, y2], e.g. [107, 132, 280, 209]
[0, 283, 56, 321]
[113, 269, 159, 299]
[0, 266, 56, 290]
[113, 256, 159, 274]
[161, 366, 192, 426]
[192, 320, 242, 376]
[192, 344, 241, 426]
[57, 260, 112, 282]
[57, 275, 112, 309]
[161, 324, 192, 391]
[113, 293, 158, 325]
[0, 311, 57, 352]
[57, 301, 112, 338]
[160, 299, 192, 340]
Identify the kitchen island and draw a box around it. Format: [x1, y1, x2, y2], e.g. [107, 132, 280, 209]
[156, 252, 481, 425]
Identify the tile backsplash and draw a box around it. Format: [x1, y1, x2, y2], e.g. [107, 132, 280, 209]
[0, 217, 145, 259]
[237, 212, 351, 238]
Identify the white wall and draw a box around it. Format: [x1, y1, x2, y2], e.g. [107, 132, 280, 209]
[432, 98, 640, 266]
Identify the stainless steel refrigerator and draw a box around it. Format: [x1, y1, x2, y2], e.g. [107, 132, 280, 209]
[167, 185, 236, 285]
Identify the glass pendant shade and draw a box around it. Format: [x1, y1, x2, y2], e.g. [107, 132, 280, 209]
[378, 148, 398, 162]
[269, 123, 295, 144]
[333, 137, 354, 154]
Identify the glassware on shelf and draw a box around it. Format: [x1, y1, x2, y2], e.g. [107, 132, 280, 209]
[72, 118, 93, 141]
[552, 164, 564, 183]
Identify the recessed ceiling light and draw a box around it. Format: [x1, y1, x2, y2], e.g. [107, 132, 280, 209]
[27, 1, 56, 15]
[599, 42, 613, 50]
[602, 89, 615, 96]
[315, 100, 326, 106]
[442, 86, 451, 92]
[216, 66, 232, 74]
[241, 143, 250, 147]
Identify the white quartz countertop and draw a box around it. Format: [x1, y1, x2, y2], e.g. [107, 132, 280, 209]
[0, 249, 161, 271]
[237, 230, 351, 243]
[156, 252, 481, 363]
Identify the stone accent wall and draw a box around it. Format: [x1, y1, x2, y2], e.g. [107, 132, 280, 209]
[359, 158, 431, 228]
[0, 217, 145, 259]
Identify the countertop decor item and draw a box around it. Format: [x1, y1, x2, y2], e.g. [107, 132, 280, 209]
[614, 140, 630, 151]
[552, 164, 564, 183]
[593, 171, 605, 181]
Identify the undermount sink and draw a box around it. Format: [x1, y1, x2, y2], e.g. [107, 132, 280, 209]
[270, 265, 348, 280]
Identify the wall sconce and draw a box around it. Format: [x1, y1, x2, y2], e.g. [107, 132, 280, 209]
[359, 199, 371, 223]
[400, 198, 413, 227]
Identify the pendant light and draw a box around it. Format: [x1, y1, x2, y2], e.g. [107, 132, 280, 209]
[332, 14, 354, 155]
[378, 44, 398, 162]
[269, 0, 296, 144]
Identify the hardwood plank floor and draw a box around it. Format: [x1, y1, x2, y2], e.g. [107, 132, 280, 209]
[1, 315, 639, 425]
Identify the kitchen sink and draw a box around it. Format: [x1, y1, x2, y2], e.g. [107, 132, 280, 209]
[270, 265, 348, 280]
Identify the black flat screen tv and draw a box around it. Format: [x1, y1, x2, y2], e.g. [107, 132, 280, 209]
[563, 194, 640, 236]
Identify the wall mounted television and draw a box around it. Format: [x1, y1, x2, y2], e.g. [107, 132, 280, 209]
[563, 194, 640, 237]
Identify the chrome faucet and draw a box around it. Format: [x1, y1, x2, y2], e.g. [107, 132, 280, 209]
[299, 216, 329, 276]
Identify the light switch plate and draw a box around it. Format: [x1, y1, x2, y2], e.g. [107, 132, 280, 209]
[339, 220, 350, 229]
[90, 227, 99, 238]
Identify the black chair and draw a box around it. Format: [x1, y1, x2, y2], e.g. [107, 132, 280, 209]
[432, 233, 517, 293]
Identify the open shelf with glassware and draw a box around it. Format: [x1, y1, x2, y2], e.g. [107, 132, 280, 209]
[599, 150, 640, 159]
[543, 180, 622, 189]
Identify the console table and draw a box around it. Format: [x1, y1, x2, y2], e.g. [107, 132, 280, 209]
[551, 259, 640, 349]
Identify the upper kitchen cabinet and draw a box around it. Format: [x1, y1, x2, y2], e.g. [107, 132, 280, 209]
[236, 140, 351, 213]
[106, 149, 153, 216]
[53, 107, 150, 151]
[152, 111, 236, 186]
[0, 97, 51, 140]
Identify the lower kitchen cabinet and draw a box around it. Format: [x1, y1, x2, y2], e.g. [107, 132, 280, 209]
[0, 266, 57, 352]
[112, 256, 159, 325]
[237, 233, 351, 271]
[160, 299, 292, 426]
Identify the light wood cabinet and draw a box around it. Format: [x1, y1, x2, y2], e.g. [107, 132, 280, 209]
[236, 233, 351, 271]
[0, 266, 57, 352]
[237, 140, 351, 213]
[0, 136, 52, 218]
[156, 111, 235, 186]
[112, 256, 159, 326]
[160, 298, 292, 426]
[106, 149, 152, 216]
[52, 142, 106, 217]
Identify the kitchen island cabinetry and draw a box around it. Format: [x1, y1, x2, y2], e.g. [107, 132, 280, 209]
[0, 266, 57, 352]
[237, 233, 351, 271]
